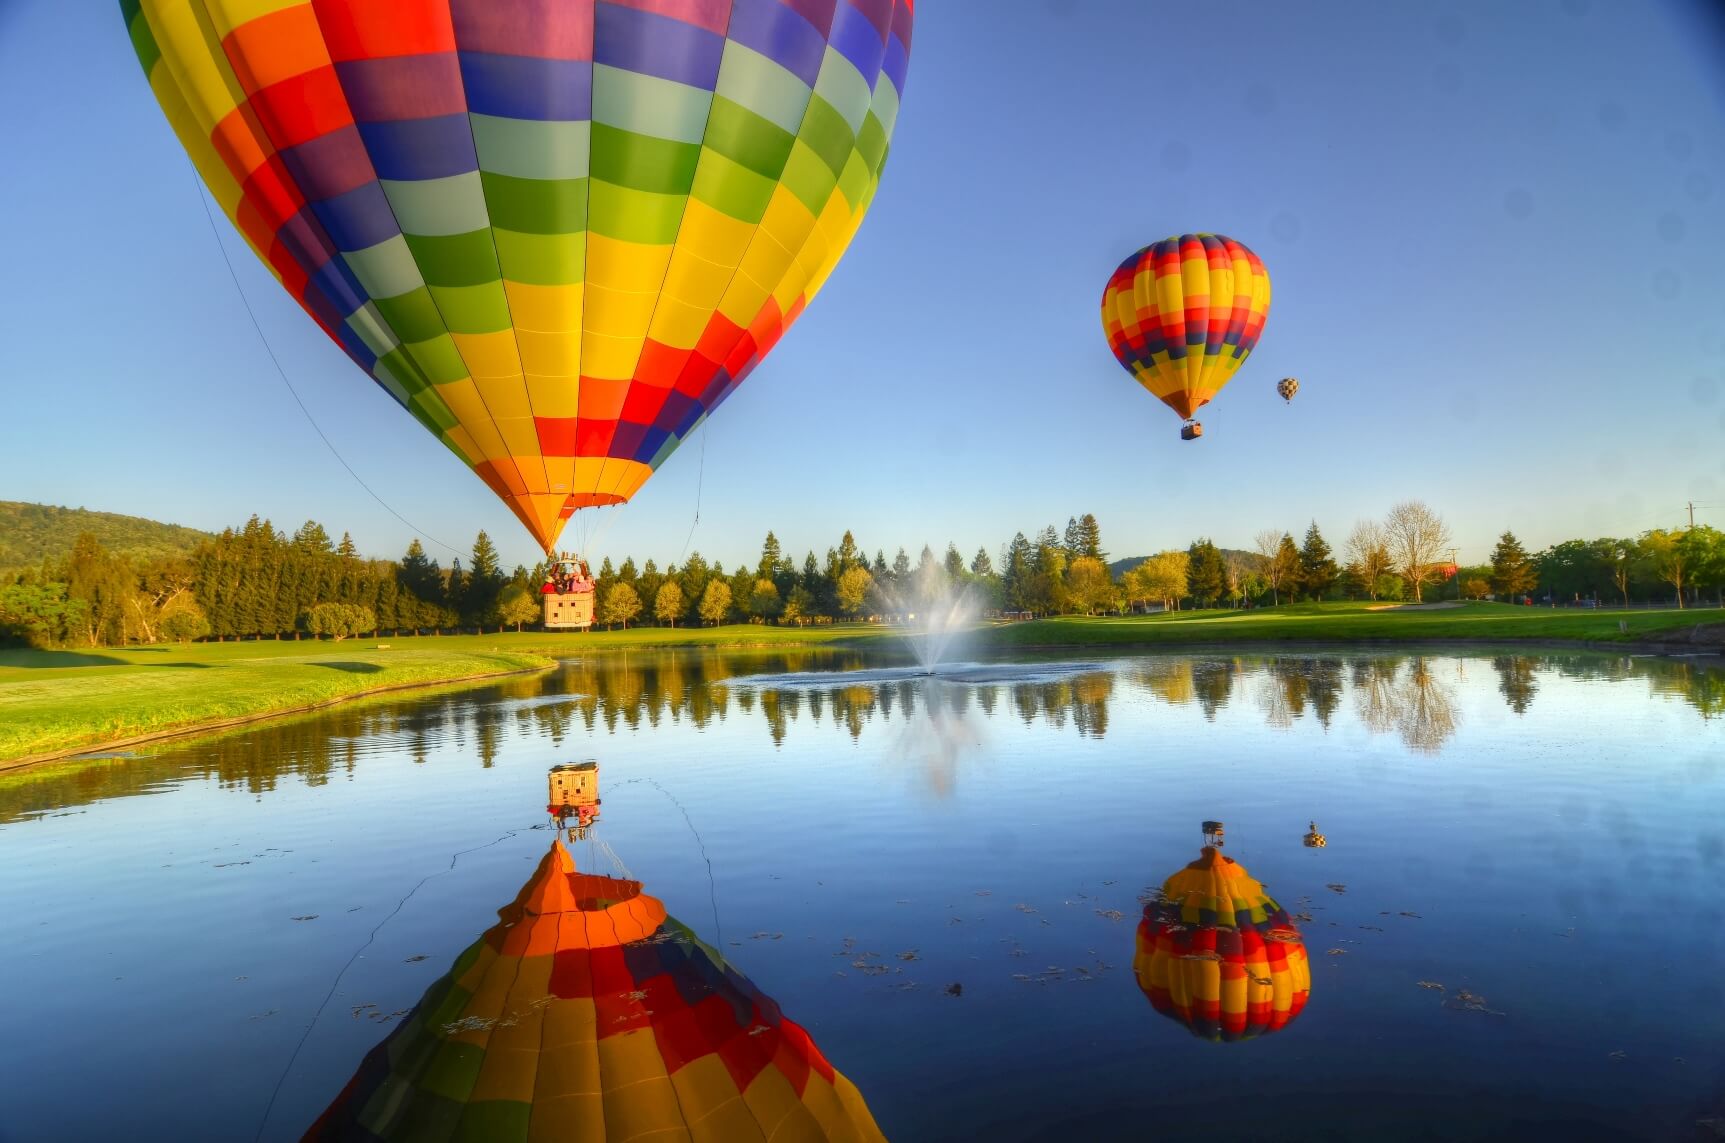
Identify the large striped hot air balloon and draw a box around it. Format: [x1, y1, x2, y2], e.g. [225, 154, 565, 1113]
[1133, 830, 1310, 1042]
[122, 0, 914, 553]
[306, 839, 884, 1140]
[1100, 234, 1271, 441]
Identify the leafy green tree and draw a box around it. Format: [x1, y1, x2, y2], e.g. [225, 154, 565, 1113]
[1344, 520, 1392, 601]
[1126, 552, 1189, 611]
[1298, 522, 1338, 600]
[1382, 500, 1452, 603]
[1186, 539, 1225, 607]
[836, 566, 873, 620]
[1489, 532, 1538, 601]
[498, 583, 540, 632]
[655, 579, 684, 627]
[699, 579, 733, 626]
[303, 602, 375, 640]
[783, 585, 817, 626]
[1065, 556, 1117, 614]
[600, 581, 642, 628]
[747, 578, 782, 622]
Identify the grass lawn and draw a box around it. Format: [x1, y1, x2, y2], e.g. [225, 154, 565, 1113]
[971, 600, 1725, 649]
[3, 603, 1719, 766]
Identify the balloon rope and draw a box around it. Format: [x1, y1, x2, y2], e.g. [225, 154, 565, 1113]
[617, 775, 723, 949]
[676, 428, 707, 565]
[186, 166, 464, 559]
[251, 827, 528, 1141]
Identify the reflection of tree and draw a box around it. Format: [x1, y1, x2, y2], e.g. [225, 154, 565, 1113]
[1135, 661, 1194, 707]
[1191, 659, 1236, 721]
[1492, 656, 1538, 715]
[1308, 659, 1345, 728]
[1346, 656, 1459, 752]
[1649, 661, 1725, 719]
[1394, 658, 1460, 754]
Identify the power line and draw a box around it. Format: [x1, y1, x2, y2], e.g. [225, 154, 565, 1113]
[187, 165, 463, 558]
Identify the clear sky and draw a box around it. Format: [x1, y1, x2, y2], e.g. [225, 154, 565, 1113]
[1, 1, 1722, 572]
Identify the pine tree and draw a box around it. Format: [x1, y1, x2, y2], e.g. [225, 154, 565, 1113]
[892, 547, 911, 582]
[1490, 531, 1537, 599]
[871, 550, 889, 579]
[970, 547, 995, 578]
[1064, 517, 1083, 554]
[837, 530, 862, 572]
[943, 543, 966, 581]
[1186, 539, 1226, 607]
[337, 532, 357, 559]
[1075, 513, 1104, 560]
[757, 532, 782, 581]
[1298, 522, 1338, 601]
[292, 520, 332, 553]
[465, 530, 504, 627]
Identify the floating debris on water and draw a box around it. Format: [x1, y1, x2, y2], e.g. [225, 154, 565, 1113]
[1608, 1049, 1627, 1061]
[212, 862, 251, 869]
[974, 890, 992, 897]
[1444, 989, 1505, 1016]
[1326, 948, 1349, 956]
[1399, 911, 1422, 919]
[1325, 883, 1347, 894]
[1417, 981, 1445, 991]
[896, 950, 920, 962]
[1359, 925, 1384, 932]
[945, 982, 963, 997]
[1094, 909, 1125, 922]
[404, 954, 428, 964]
[291, 915, 319, 922]
[1014, 904, 1037, 914]
[1292, 911, 1314, 923]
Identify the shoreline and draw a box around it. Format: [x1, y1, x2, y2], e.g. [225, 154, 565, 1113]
[3, 627, 1720, 776]
[0, 660, 553, 775]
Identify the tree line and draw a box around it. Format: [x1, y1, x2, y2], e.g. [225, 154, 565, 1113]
[3, 504, 1722, 648]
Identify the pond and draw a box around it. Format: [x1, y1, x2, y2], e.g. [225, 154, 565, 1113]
[2, 649, 1722, 1141]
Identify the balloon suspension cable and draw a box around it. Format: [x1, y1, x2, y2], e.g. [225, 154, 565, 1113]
[676, 427, 708, 565]
[186, 164, 464, 560]
[251, 827, 530, 1142]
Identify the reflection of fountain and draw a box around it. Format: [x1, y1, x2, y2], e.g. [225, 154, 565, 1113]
[306, 770, 885, 1141]
[886, 677, 987, 797]
[874, 557, 979, 675]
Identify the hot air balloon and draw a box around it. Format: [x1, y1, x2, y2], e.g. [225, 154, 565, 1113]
[306, 766, 884, 1141]
[122, 1, 914, 556]
[1100, 234, 1271, 441]
[1277, 377, 1299, 404]
[1133, 823, 1310, 1042]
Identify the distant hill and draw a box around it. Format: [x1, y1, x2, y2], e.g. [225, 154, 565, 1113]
[1109, 548, 1260, 577]
[0, 501, 215, 569]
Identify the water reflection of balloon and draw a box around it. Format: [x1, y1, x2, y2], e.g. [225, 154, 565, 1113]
[1101, 234, 1272, 441]
[307, 765, 883, 1140]
[1134, 823, 1310, 1042]
[124, 2, 916, 554]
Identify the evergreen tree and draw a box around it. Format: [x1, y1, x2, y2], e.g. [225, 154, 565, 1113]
[1298, 522, 1338, 600]
[1075, 513, 1104, 560]
[971, 547, 995, 578]
[757, 532, 782, 580]
[337, 532, 358, 559]
[1064, 516, 1083, 555]
[1002, 532, 1033, 610]
[837, 530, 862, 572]
[292, 520, 332, 553]
[1267, 533, 1301, 605]
[943, 543, 966, 581]
[871, 550, 889, 579]
[892, 547, 911, 583]
[1186, 539, 1226, 607]
[444, 558, 466, 629]
[1491, 532, 1538, 600]
[617, 557, 638, 583]
[465, 530, 505, 627]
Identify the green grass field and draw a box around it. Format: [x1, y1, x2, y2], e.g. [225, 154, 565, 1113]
[3, 603, 1719, 766]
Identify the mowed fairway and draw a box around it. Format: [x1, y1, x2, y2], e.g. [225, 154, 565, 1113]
[3, 603, 1720, 766]
[973, 601, 1725, 648]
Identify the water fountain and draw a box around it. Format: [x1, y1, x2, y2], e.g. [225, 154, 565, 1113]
[873, 556, 980, 676]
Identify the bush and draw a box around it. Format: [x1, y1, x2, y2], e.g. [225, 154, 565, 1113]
[302, 602, 376, 641]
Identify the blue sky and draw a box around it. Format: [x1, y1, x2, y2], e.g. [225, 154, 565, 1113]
[1, 1, 1722, 572]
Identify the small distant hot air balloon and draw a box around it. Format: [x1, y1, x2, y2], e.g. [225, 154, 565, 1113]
[1303, 821, 1327, 848]
[1277, 377, 1299, 404]
[1101, 234, 1272, 441]
[1134, 824, 1310, 1042]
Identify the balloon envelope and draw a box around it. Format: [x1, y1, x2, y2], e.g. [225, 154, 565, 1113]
[1101, 234, 1271, 424]
[1133, 846, 1310, 1041]
[306, 840, 884, 1141]
[124, 0, 914, 550]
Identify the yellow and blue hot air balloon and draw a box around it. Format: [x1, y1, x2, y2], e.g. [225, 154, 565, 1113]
[122, 0, 914, 553]
[1134, 827, 1310, 1042]
[1101, 234, 1271, 441]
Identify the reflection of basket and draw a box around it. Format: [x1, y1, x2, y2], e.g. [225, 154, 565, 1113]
[1303, 822, 1327, 848]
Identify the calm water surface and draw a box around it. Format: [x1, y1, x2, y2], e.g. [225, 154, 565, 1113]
[3, 649, 1723, 1141]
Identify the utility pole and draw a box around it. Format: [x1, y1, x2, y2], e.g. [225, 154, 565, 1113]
[1689, 502, 1697, 529]
[1450, 547, 1460, 601]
